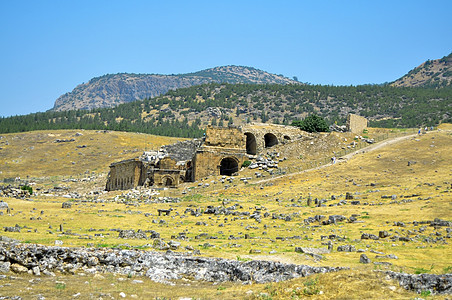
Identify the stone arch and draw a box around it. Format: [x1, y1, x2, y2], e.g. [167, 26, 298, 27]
[162, 176, 174, 186]
[264, 133, 278, 148]
[219, 157, 239, 176]
[244, 132, 257, 155]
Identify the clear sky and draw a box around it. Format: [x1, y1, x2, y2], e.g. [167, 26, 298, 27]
[0, 0, 451, 117]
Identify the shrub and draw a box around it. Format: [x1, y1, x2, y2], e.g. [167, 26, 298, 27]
[21, 185, 33, 194]
[241, 160, 251, 168]
[292, 114, 329, 133]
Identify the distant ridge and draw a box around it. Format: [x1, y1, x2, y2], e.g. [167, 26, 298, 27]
[52, 66, 298, 111]
[391, 53, 452, 88]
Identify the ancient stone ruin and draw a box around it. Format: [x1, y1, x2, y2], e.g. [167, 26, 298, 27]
[106, 123, 308, 191]
[346, 113, 368, 134]
[106, 115, 367, 191]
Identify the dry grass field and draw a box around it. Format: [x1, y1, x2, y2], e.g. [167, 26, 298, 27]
[0, 127, 451, 299]
[0, 129, 184, 179]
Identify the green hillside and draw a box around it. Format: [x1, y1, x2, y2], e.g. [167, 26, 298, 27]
[1, 83, 451, 137]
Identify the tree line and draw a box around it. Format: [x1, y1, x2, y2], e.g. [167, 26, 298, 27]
[0, 83, 450, 137]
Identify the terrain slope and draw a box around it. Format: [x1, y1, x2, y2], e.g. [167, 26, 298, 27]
[0, 130, 184, 179]
[392, 52, 452, 88]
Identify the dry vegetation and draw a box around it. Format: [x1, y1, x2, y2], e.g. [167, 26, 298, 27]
[0, 127, 451, 299]
[0, 129, 184, 178]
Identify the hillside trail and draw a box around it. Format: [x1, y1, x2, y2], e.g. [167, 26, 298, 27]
[251, 130, 441, 186]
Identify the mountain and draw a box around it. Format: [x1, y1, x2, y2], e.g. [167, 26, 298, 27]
[52, 66, 298, 111]
[391, 53, 452, 88]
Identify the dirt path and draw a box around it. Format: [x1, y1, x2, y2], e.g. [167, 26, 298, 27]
[341, 132, 420, 159]
[250, 131, 428, 186]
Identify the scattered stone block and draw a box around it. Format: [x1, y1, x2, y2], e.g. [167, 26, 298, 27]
[11, 263, 28, 273]
[360, 254, 371, 264]
[62, 202, 72, 209]
[0, 261, 11, 273]
[337, 245, 356, 252]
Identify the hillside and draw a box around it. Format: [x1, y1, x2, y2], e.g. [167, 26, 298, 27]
[52, 66, 297, 111]
[1, 83, 451, 136]
[391, 53, 452, 88]
[0, 130, 183, 179]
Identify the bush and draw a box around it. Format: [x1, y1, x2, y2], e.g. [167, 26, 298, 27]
[21, 185, 33, 194]
[292, 114, 329, 133]
[241, 160, 251, 168]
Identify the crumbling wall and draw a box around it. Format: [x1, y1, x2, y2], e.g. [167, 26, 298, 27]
[192, 148, 246, 181]
[162, 139, 203, 162]
[106, 159, 144, 191]
[107, 123, 311, 189]
[204, 126, 245, 149]
[160, 157, 177, 170]
[153, 170, 182, 187]
[241, 123, 307, 154]
[346, 114, 368, 134]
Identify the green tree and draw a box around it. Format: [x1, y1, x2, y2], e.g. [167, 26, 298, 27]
[292, 114, 329, 133]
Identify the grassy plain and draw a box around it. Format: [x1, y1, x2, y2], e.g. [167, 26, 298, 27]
[0, 127, 451, 299]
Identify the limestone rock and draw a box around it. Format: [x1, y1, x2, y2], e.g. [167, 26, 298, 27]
[0, 261, 11, 273]
[360, 254, 371, 264]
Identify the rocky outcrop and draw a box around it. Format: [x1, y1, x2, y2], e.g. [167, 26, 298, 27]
[0, 241, 450, 294]
[52, 66, 297, 111]
[0, 241, 342, 284]
[385, 271, 452, 295]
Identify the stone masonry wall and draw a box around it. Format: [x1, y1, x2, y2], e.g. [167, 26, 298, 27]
[346, 114, 368, 134]
[204, 126, 245, 149]
[153, 170, 182, 187]
[241, 123, 308, 154]
[106, 159, 144, 191]
[193, 148, 247, 180]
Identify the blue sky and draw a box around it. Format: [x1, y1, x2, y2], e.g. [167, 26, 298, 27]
[0, 0, 451, 117]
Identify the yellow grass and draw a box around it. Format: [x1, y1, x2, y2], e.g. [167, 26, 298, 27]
[0, 128, 451, 298]
[0, 129, 184, 179]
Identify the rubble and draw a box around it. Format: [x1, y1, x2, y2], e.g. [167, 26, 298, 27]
[0, 241, 344, 284]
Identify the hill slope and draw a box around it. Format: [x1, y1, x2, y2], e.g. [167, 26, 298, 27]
[0, 130, 183, 179]
[52, 66, 297, 111]
[2, 83, 450, 136]
[391, 53, 452, 88]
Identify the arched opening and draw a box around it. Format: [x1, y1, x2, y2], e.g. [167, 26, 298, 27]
[164, 177, 173, 186]
[264, 133, 278, 148]
[245, 132, 257, 155]
[283, 135, 291, 141]
[220, 157, 239, 176]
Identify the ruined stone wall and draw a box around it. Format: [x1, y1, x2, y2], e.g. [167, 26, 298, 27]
[346, 114, 368, 134]
[160, 157, 177, 169]
[153, 170, 182, 187]
[106, 159, 144, 191]
[106, 123, 312, 189]
[204, 126, 245, 149]
[193, 148, 247, 180]
[241, 123, 308, 154]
